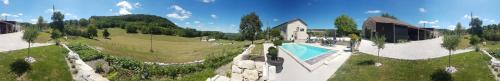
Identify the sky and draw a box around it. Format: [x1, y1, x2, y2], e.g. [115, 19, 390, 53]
[1, 0, 500, 33]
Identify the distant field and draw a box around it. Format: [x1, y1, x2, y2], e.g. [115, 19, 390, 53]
[34, 32, 51, 43]
[0, 45, 72, 81]
[68, 28, 249, 63]
[329, 52, 494, 81]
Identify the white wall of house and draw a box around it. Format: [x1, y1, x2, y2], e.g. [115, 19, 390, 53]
[281, 21, 309, 41]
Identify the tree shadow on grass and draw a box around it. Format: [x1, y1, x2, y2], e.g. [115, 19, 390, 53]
[10, 59, 31, 77]
[431, 69, 452, 81]
[356, 60, 375, 65]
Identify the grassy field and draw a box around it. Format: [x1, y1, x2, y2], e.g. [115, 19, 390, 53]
[34, 32, 51, 43]
[457, 36, 471, 49]
[0, 45, 72, 81]
[329, 52, 494, 81]
[68, 28, 249, 63]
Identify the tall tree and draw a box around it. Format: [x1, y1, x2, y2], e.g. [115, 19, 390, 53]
[51, 12, 65, 34]
[372, 35, 385, 66]
[455, 22, 463, 35]
[239, 12, 262, 44]
[36, 16, 45, 31]
[441, 35, 460, 68]
[334, 14, 357, 36]
[381, 13, 398, 20]
[79, 18, 89, 27]
[469, 18, 483, 37]
[22, 27, 39, 60]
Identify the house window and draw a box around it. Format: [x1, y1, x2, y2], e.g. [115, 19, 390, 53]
[300, 28, 304, 31]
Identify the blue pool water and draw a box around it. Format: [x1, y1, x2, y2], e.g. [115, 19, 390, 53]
[280, 43, 336, 61]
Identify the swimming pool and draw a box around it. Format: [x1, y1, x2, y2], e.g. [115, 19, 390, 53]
[280, 43, 336, 61]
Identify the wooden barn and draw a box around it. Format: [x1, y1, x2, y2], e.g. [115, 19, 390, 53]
[362, 16, 436, 43]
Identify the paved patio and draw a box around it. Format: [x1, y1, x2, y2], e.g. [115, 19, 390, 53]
[358, 37, 473, 60]
[274, 44, 351, 81]
[0, 31, 52, 52]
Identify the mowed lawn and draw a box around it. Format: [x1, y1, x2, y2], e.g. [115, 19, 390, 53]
[68, 28, 249, 63]
[329, 52, 494, 81]
[0, 45, 72, 81]
[33, 31, 51, 43]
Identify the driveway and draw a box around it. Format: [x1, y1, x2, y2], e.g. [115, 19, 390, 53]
[358, 37, 473, 60]
[0, 31, 52, 52]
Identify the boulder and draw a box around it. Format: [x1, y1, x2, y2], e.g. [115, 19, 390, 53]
[243, 70, 259, 81]
[230, 73, 243, 81]
[232, 65, 243, 74]
[237, 60, 256, 70]
[255, 62, 265, 72]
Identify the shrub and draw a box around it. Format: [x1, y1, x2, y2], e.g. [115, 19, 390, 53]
[95, 62, 104, 73]
[273, 40, 283, 46]
[126, 25, 138, 33]
[268, 47, 278, 60]
[87, 26, 98, 39]
[103, 28, 110, 39]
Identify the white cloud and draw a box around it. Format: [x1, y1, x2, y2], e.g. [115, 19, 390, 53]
[45, 9, 62, 13]
[109, 9, 113, 12]
[208, 22, 214, 24]
[1, 13, 22, 18]
[2, 0, 8, 5]
[134, 2, 141, 8]
[431, 25, 440, 28]
[365, 10, 381, 14]
[419, 8, 426, 13]
[418, 20, 439, 24]
[185, 22, 191, 25]
[230, 24, 236, 27]
[166, 5, 192, 21]
[202, 0, 215, 3]
[447, 25, 456, 30]
[194, 21, 200, 24]
[463, 14, 479, 19]
[116, 1, 133, 15]
[30, 19, 37, 24]
[210, 14, 217, 19]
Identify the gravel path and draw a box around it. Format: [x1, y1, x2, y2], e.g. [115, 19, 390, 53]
[358, 37, 473, 60]
[63, 44, 109, 81]
[0, 31, 52, 52]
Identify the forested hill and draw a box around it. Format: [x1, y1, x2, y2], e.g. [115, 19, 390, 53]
[89, 14, 178, 29]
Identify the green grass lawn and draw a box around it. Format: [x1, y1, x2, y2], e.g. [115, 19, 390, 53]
[34, 32, 51, 43]
[457, 36, 471, 49]
[329, 52, 494, 81]
[68, 28, 249, 63]
[0, 45, 72, 81]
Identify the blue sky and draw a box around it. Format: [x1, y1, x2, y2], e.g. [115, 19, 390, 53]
[1, 0, 500, 33]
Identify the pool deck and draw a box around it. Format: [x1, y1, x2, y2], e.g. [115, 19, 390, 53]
[275, 44, 351, 81]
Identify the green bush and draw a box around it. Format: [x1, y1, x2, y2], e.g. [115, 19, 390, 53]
[268, 47, 278, 60]
[273, 40, 283, 46]
[95, 62, 104, 73]
[126, 25, 138, 33]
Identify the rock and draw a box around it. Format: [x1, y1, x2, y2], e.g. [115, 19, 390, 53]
[237, 60, 256, 70]
[243, 70, 259, 81]
[230, 73, 243, 81]
[232, 65, 243, 74]
[255, 62, 265, 72]
[446, 66, 458, 73]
